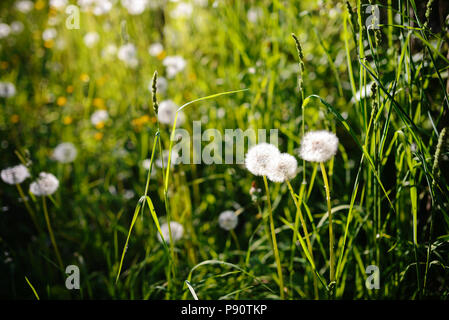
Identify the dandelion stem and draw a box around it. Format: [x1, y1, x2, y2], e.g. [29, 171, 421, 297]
[320, 162, 335, 289]
[263, 175, 284, 299]
[286, 180, 318, 299]
[42, 196, 63, 270]
[16, 184, 41, 232]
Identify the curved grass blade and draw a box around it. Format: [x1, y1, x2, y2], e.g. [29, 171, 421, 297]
[25, 276, 40, 300]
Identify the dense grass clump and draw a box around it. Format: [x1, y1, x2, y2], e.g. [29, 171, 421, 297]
[1, 0, 449, 299]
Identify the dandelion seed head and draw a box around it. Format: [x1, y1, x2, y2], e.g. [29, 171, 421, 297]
[218, 210, 238, 231]
[83, 32, 99, 48]
[245, 143, 280, 176]
[0, 82, 16, 98]
[162, 56, 186, 78]
[267, 153, 298, 183]
[52, 142, 77, 163]
[157, 221, 184, 244]
[15, 1, 34, 13]
[156, 150, 180, 168]
[50, 0, 67, 10]
[1, 164, 30, 185]
[0, 23, 10, 39]
[148, 42, 164, 57]
[121, 0, 148, 15]
[42, 28, 57, 41]
[117, 43, 138, 68]
[157, 100, 184, 126]
[299, 130, 339, 163]
[29, 172, 59, 196]
[90, 110, 109, 125]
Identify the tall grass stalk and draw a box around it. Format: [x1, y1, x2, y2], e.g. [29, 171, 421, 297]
[42, 196, 63, 270]
[262, 175, 284, 299]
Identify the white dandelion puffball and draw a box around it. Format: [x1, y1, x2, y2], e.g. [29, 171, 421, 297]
[218, 210, 238, 231]
[299, 130, 339, 163]
[90, 110, 109, 125]
[157, 100, 185, 126]
[148, 42, 164, 57]
[163, 56, 186, 78]
[157, 221, 184, 244]
[170, 2, 193, 19]
[1, 164, 30, 185]
[50, 0, 67, 9]
[142, 159, 151, 170]
[29, 172, 59, 196]
[83, 32, 99, 48]
[117, 43, 138, 68]
[11, 21, 24, 34]
[121, 0, 148, 15]
[0, 23, 11, 39]
[52, 142, 78, 163]
[156, 150, 180, 168]
[142, 159, 157, 176]
[15, 1, 34, 13]
[102, 43, 117, 59]
[42, 28, 57, 41]
[0, 82, 16, 98]
[245, 143, 281, 176]
[267, 153, 298, 183]
[78, 0, 113, 16]
[247, 7, 263, 23]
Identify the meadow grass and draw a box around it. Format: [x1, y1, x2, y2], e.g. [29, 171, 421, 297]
[1, 0, 449, 300]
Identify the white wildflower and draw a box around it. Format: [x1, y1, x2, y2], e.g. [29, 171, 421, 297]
[1, 164, 30, 185]
[245, 143, 281, 176]
[157, 100, 185, 126]
[90, 110, 109, 125]
[162, 55, 186, 78]
[267, 153, 298, 183]
[83, 32, 99, 48]
[299, 130, 339, 163]
[218, 210, 238, 231]
[0, 82, 16, 98]
[29, 172, 59, 196]
[52, 142, 78, 163]
[157, 221, 184, 244]
[117, 43, 138, 68]
[148, 42, 164, 57]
